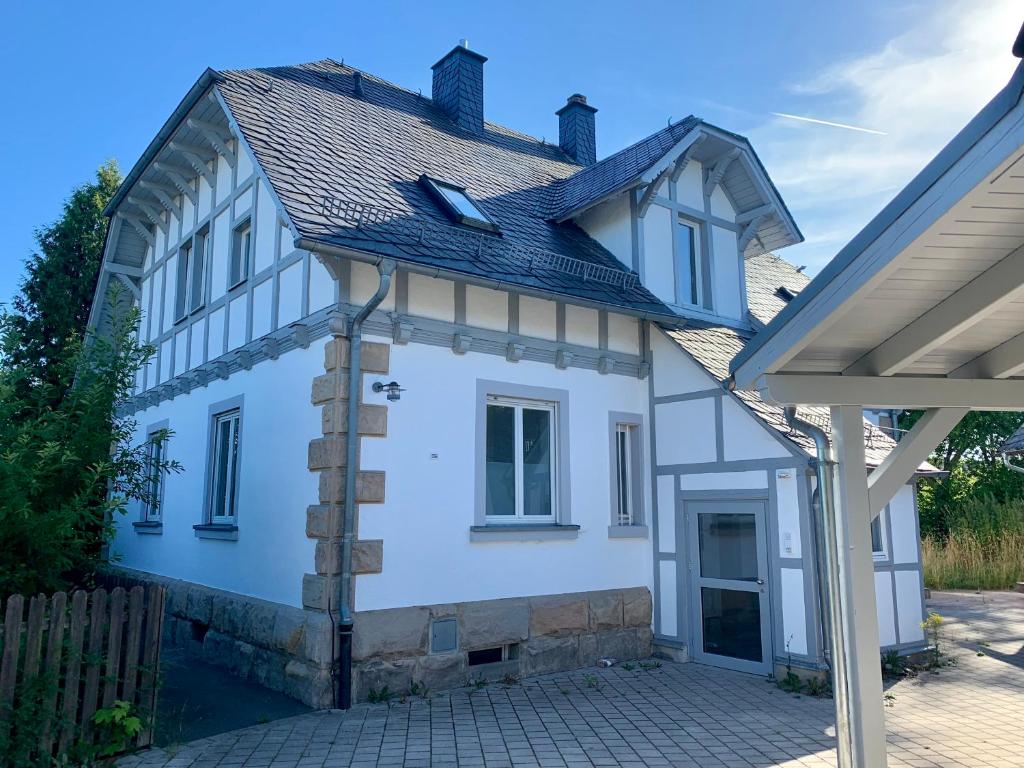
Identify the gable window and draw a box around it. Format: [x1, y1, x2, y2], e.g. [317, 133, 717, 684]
[230, 219, 251, 288]
[485, 396, 555, 520]
[675, 217, 701, 307]
[175, 228, 209, 321]
[208, 408, 241, 524]
[420, 175, 499, 233]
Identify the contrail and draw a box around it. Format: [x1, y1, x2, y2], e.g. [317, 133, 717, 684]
[772, 112, 887, 136]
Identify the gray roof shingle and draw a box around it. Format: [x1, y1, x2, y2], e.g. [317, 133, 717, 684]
[215, 60, 679, 318]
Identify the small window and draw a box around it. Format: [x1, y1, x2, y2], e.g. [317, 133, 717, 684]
[175, 242, 192, 322]
[485, 396, 556, 521]
[190, 228, 209, 314]
[208, 409, 241, 524]
[230, 219, 251, 287]
[614, 423, 641, 526]
[420, 175, 499, 233]
[142, 434, 166, 523]
[675, 217, 701, 307]
[871, 509, 887, 559]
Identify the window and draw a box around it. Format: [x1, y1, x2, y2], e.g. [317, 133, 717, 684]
[142, 435, 165, 523]
[208, 409, 241, 524]
[485, 396, 556, 521]
[675, 217, 701, 306]
[614, 424, 638, 525]
[175, 229, 209, 321]
[230, 219, 251, 287]
[871, 509, 888, 560]
[420, 175, 499, 233]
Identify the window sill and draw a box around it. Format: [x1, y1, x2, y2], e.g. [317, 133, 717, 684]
[132, 521, 163, 535]
[470, 524, 579, 542]
[193, 523, 239, 541]
[608, 524, 648, 539]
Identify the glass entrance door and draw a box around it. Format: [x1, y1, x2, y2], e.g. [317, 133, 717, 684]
[687, 498, 771, 675]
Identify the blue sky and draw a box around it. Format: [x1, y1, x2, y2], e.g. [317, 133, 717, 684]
[0, 0, 1019, 307]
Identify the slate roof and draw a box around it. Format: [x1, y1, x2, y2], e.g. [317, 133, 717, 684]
[544, 118, 700, 220]
[667, 253, 925, 469]
[1002, 422, 1024, 455]
[213, 60, 679, 319]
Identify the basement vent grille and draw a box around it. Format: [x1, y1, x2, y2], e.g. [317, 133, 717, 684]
[319, 196, 639, 290]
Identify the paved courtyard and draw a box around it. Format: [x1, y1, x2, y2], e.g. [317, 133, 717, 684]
[120, 591, 1024, 768]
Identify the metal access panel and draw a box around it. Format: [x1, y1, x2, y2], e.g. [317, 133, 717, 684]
[430, 618, 458, 653]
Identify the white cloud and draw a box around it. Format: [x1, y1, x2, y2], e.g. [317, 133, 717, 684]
[753, 0, 1021, 274]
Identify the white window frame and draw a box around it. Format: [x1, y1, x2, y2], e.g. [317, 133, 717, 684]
[473, 380, 573, 536]
[484, 395, 558, 523]
[871, 505, 889, 561]
[142, 435, 165, 523]
[202, 398, 243, 528]
[608, 412, 646, 536]
[230, 218, 252, 289]
[674, 215, 704, 308]
[175, 228, 209, 322]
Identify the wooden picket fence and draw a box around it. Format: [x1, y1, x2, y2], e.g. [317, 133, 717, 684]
[0, 584, 165, 764]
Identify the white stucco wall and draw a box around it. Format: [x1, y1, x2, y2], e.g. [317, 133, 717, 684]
[577, 194, 632, 269]
[110, 342, 323, 607]
[354, 340, 654, 611]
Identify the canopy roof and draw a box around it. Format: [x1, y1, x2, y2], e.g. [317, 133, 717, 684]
[731, 60, 1024, 412]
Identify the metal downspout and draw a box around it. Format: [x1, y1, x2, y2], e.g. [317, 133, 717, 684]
[337, 258, 396, 710]
[784, 407, 854, 768]
[1003, 453, 1024, 474]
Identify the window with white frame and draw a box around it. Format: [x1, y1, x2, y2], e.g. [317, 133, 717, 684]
[208, 408, 241, 524]
[870, 508, 888, 559]
[675, 216, 702, 307]
[142, 433, 165, 523]
[612, 422, 642, 526]
[175, 228, 209, 321]
[484, 396, 556, 521]
[230, 219, 251, 288]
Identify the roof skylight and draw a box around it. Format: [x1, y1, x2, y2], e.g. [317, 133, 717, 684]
[420, 175, 499, 233]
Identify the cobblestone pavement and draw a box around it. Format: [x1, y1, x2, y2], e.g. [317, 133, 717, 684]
[121, 591, 1024, 768]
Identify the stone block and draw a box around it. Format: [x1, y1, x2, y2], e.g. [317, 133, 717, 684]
[246, 601, 280, 648]
[308, 436, 347, 470]
[578, 633, 600, 666]
[360, 341, 390, 374]
[352, 606, 429, 660]
[306, 504, 339, 539]
[311, 371, 349, 405]
[322, 402, 387, 436]
[529, 594, 589, 637]
[303, 612, 335, 665]
[318, 470, 386, 504]
[466, 659, 519, 683]
[168, 584, 188, 618]
[522, 635, 580, 677]
[622, 587, 653, 628]
[352, 539, 383, 574]
[314, 540, 342, 575]
[460, 598, 529, 649]
[354, 659, 413, 702]
[652, 642, 688, 663]
[252, 647, 287, 693]
[637, 627, 653, 659]
[284, 659, 326, 705]
[324, 337, 350, 371]
[412, 653, 467, 693]
[272, 609, 306, 655]
[301, 573, 329, 611]
[589, 590, 624, 631]
[185, 585, 214, 625]
[597, 628, 639, 661]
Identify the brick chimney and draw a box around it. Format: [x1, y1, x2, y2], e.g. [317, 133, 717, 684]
[557, 94, 598, 166]
[431, 40, 487, 133]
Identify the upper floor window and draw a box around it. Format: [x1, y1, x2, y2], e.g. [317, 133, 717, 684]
[230, 219, 251, 288]
[675, 217, 701, 307]
[175, 227, 209, 321]
[485, 396, 556, 521]
[420, 175, 499, 233]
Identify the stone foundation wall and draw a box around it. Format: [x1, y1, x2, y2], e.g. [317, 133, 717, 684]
[108, 568, 335, 708]
[352, 586, 653, 701]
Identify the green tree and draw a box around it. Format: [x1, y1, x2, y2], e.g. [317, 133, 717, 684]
[5, 160, 121, 406]
[902, 410, 1024, 538]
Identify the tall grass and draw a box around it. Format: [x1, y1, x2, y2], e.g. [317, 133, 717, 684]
[922, 495, 1024, 590]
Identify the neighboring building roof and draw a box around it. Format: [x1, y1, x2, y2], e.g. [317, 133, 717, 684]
[1002, 422, 1024, 455]
[667, 253, 932, 469]
[544, 118, 700, 219]
[211, 60, 678, 320]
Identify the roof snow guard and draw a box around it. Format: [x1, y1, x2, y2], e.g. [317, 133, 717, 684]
[320, 196, 639, 290]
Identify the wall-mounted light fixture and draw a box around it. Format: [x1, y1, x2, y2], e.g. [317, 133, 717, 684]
[372, 380, 405, 402]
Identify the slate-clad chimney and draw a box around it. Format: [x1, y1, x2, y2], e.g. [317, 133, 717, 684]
[431, 40, 487, 133]
[557, 94, 598, 166]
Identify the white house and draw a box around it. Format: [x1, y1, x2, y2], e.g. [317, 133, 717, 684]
[89, 43, 931, 708]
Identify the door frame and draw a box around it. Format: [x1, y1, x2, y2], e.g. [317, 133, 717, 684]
[680, 490, 773, 675]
